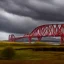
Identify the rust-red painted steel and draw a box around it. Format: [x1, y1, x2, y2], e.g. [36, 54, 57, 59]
[8, 24, 64, 44]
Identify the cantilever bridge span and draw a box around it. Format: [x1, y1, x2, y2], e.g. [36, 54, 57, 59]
[8, 24, 64, 44]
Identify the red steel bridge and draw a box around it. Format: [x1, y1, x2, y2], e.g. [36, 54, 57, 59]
[8, 24, 64, 44]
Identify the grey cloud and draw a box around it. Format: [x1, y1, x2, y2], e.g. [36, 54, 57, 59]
[0, 0, 64, 34]
[0, 12, 39, 34]
[0, 13, 63, 34]
[0, 0, 40, 19]
[0, 0, 64, 21]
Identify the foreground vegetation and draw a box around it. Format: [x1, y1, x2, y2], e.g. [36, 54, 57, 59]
[1, 47, 64, 60]
[0, 41, 64, 64]
[0, 41, 64, 60]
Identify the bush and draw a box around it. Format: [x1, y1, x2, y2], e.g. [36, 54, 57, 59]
[1, 46, 16, 60]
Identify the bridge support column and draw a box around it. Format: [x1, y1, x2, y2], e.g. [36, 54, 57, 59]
[28, 37, 32, 43]
[8, 34, 15, 42]
[37, 36, 42, 42]
[61, 34, 64, 45]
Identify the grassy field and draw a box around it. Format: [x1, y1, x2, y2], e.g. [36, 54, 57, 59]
[0, 41, 63, 60]
[0, 41, 64, 64]
[0, 41, 63, 50]
[15, 50, 64, 60]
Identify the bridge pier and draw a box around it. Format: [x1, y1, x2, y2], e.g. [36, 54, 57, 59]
[37, 36, 42, 42]
[28, 37, 32, 43]
[61, 34, 64, 45]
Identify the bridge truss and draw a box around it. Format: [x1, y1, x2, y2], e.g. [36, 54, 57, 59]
[8, 24, 64, 44]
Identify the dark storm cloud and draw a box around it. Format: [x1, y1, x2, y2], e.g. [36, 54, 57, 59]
[0, 0, 39, 19]
[0, 11, 39, 34]
[0, 0, 64, 35]
[0, 0, 64, 21]
[0, 13, 63, 34]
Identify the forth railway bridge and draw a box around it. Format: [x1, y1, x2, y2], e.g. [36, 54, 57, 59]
[8, 24, 64, 44]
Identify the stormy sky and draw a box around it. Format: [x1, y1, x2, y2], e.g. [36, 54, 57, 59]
[0, 0, 64, 40]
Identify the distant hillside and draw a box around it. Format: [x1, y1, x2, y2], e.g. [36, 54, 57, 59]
[16, 37, 60, 42]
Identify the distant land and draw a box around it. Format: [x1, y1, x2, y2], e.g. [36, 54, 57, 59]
[2, 37, 60, 45]
[14, 37, 60, 44]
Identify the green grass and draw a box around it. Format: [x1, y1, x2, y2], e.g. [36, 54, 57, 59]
[14, 50, 64, 60]
[0, 41, 64, 60]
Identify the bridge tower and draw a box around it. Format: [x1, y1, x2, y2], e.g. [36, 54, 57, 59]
[8, 34, 15, 42]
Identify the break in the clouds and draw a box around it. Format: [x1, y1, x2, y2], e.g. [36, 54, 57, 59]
[0, 0, 64, 40]
[0, 31, 9, 40]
